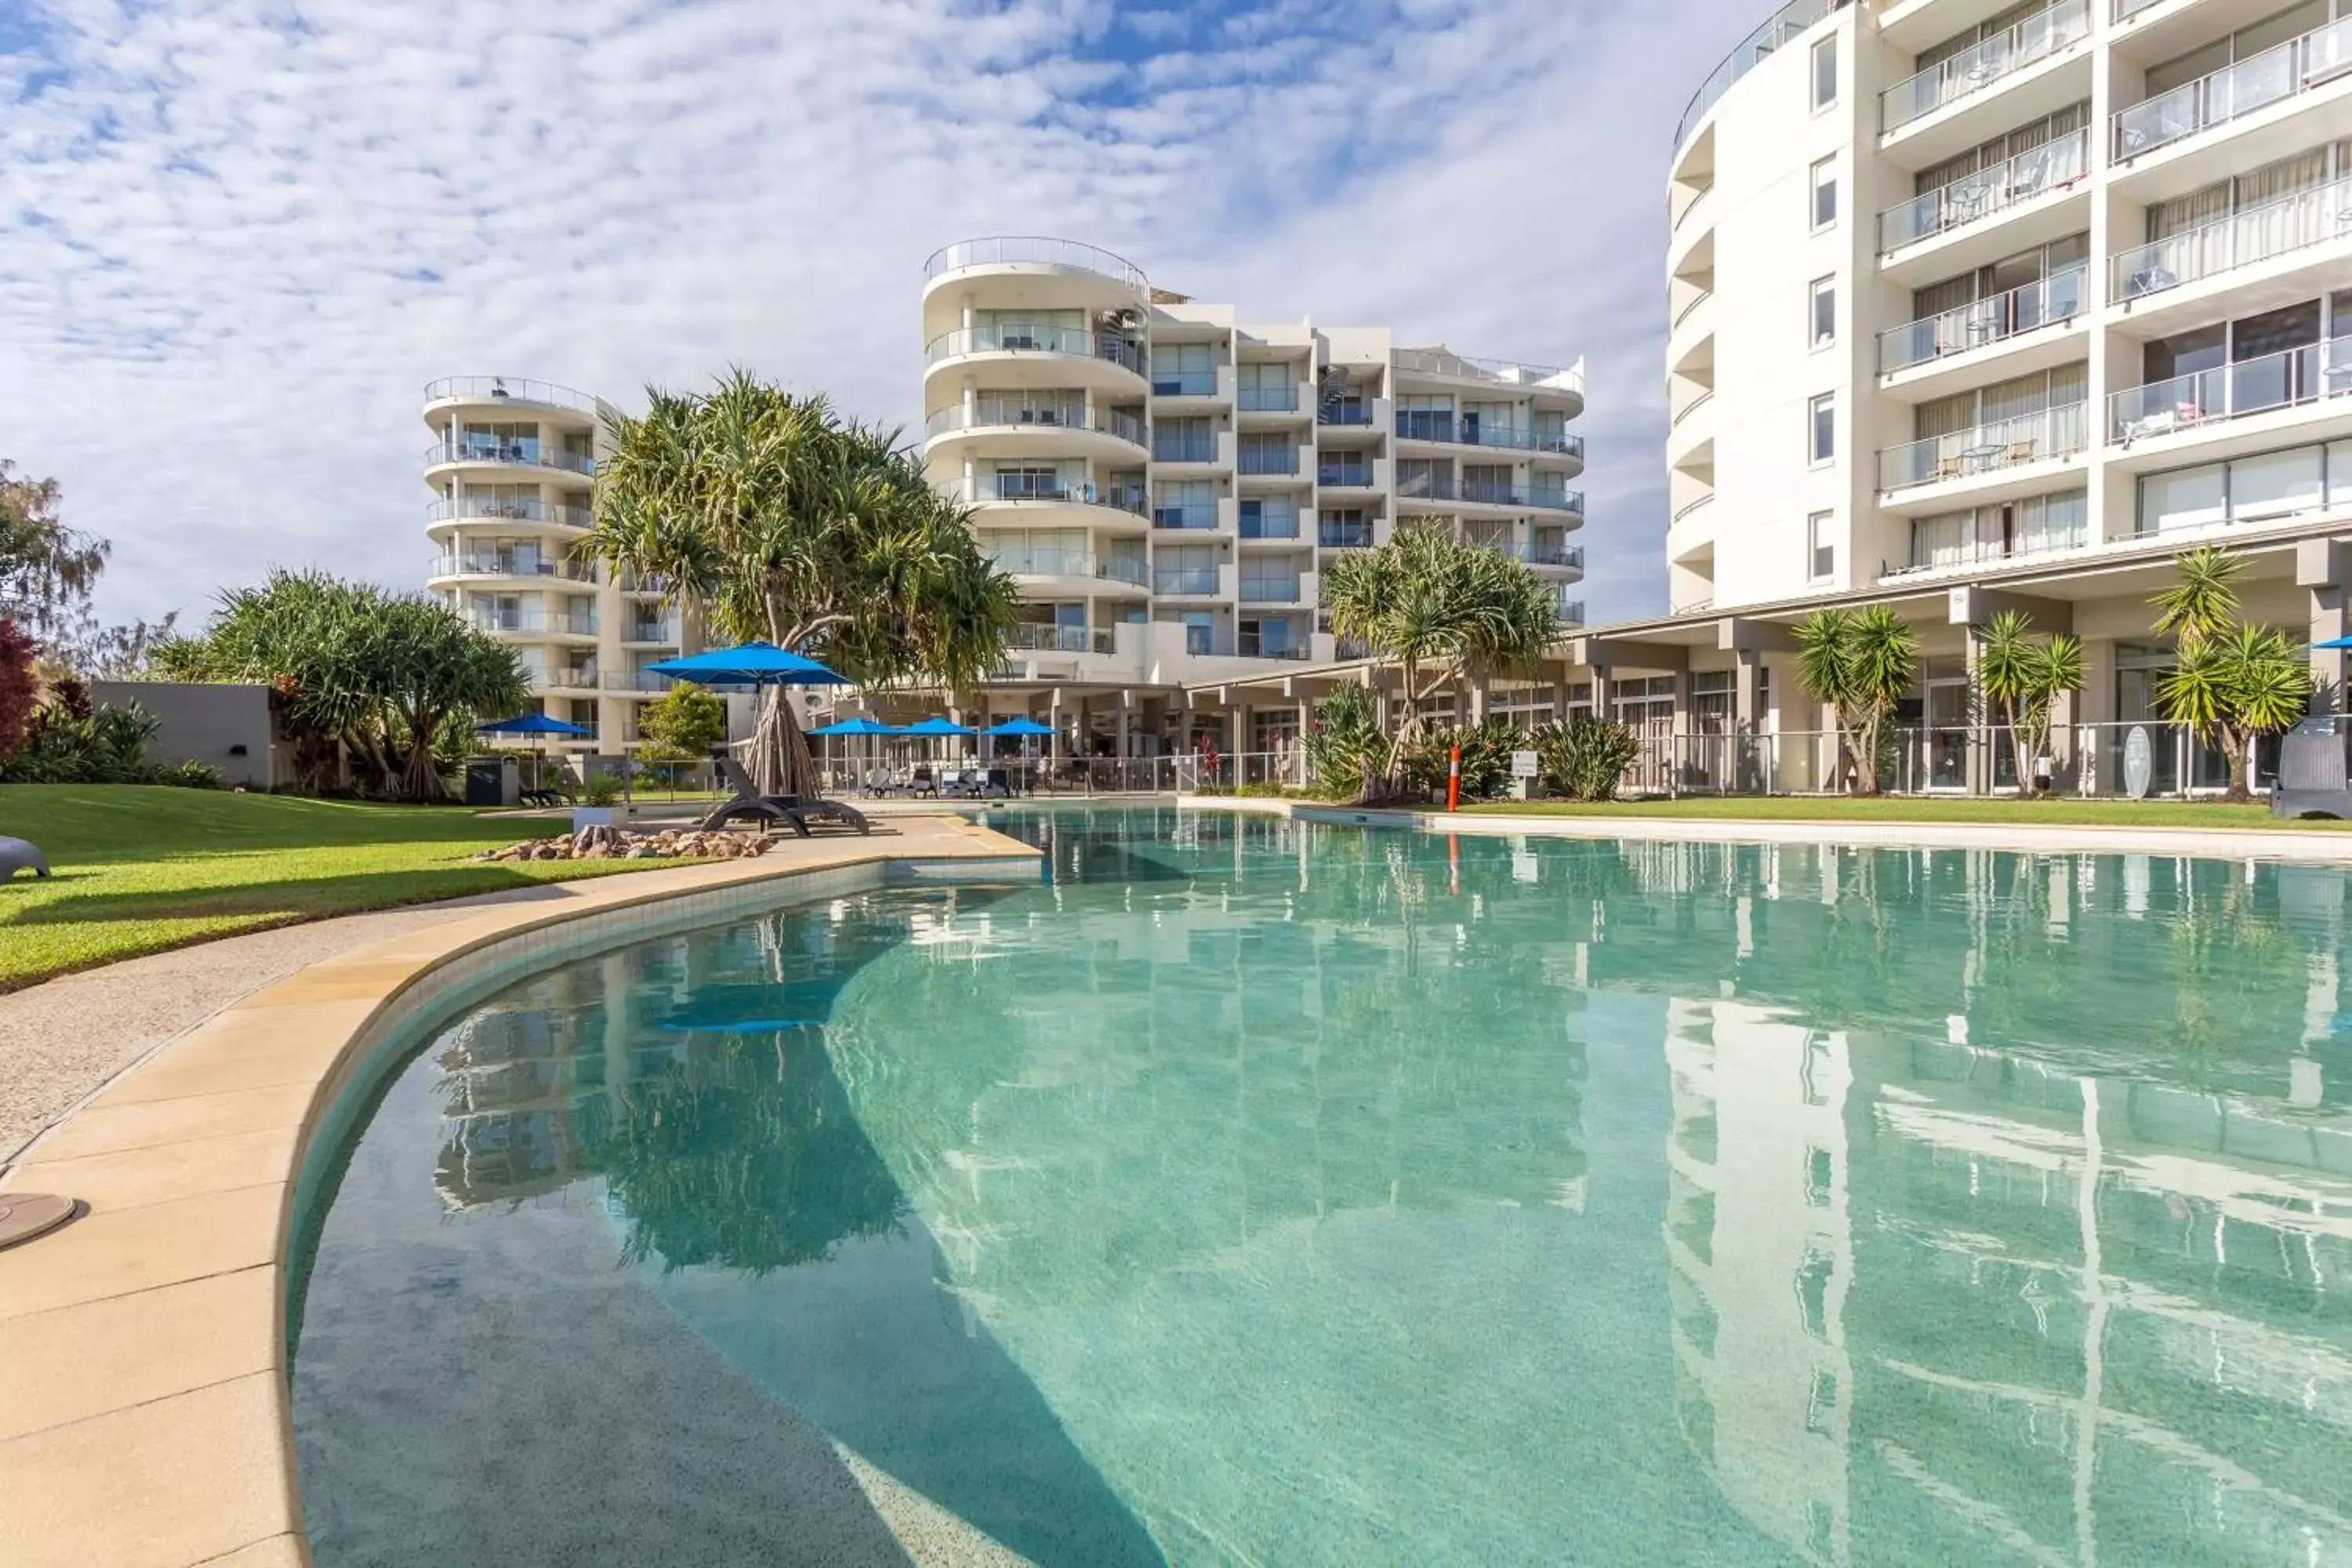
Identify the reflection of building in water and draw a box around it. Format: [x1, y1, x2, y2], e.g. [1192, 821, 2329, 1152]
[1664, 999, 1853, 1564]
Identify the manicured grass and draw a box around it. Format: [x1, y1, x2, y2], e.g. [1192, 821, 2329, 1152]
[1451, 794, 2352, 829]
[0, 786, 688, 992]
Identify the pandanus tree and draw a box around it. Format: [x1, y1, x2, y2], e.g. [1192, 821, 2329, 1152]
[1973, 609, 2084, 794]
[584, 373, 1018, 795]
[1792, 605, 1919, 794]
[1319, 523, 1561, 803]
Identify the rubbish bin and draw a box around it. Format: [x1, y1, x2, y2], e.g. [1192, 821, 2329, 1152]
[464, 755, 518, 808]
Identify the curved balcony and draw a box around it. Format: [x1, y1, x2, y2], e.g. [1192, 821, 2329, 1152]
[1393, 347, 1585, 412]
[1668, 495, 1717, 564]
[428, 554, 598, 588]
[423, 376, 599, 419]
[923, 236, 1149, 296]
[966, 477, 1154, 528]
[923, 401, 1147, 459]
[426, 497, 595, 532]
[1396, 474, 1583, 517]
[922, 325, 1148, 393]
[1668, 393, 1716, 474]
[1392, 414, 1584, 471]
[1672, 0, 1843, 158]
[425, 439, 596, 481]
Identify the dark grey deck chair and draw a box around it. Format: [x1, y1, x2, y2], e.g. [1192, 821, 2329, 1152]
[699, 751, 873, 836]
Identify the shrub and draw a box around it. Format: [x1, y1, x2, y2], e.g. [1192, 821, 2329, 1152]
[637, 685, 728, 761]
[0, 619, 34, 760]
[0, 695, 220, 785]
[1304, 684, 1388, 800]
[1403, 717, 1529, 801]
[580, 771, 627, 807]
[1534, 715, 1640, 802]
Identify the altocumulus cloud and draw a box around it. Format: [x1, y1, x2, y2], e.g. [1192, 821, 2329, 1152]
[0, 0, 1764, 626]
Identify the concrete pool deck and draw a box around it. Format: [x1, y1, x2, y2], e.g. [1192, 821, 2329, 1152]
[0, 813, 1041, 1568]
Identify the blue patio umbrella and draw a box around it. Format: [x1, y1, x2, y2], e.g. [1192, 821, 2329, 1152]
[807, 716, 902, 736]
[901, 717, 978, 735]
[641, 641, 850, 792]
[476, 712, 593, 736]
[2315, 637, 2352, 648]
[982, 717, 1054, 736]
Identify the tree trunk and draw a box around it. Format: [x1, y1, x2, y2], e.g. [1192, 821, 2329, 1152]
[2220, 723, 2252, 804]
[1853, 713, 1882, 796]
[748, 686, 819, 797]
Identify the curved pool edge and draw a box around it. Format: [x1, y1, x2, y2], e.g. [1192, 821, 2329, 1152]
[1179, 794, 2352, 863]
[0, 815, 1042, 1568]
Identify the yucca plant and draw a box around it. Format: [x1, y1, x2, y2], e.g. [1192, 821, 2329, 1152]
[1974, 609, 2083, 794]
[2155, 620, 2309, 802]
[1792, 605, 1918, 794]
[2151, 545, 2244, 650]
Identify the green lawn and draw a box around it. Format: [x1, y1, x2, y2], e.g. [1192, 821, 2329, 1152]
[0, 786, 685, 993]
[1450, 795, 2352, 829]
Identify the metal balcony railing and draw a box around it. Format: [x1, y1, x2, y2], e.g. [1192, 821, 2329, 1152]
[1674, 0, 1846, 153]
[1154, 568, 1221, 595]
[424, 377, 599, 414]
[426, 497, 596, 529]
[1237, 387, 1298, 412]
[2113, 175, 2352, 302]
[921, 237, 1149, 292]
[1152, 503, 1219, 530]
[926, 403, 1145, 445]
[1877, 130, 2089, 254]
[1319, 522, 1375, 548]
[2113, 18, 2352, 162]
[924, 326, 1146, 376]
[2110, 339, 2352, 444]
[1881, 0, 2089, 133]
[427, 439, 597, 476]
[1878, 401, 2088, 489]
[1878, 263, 2086, 373]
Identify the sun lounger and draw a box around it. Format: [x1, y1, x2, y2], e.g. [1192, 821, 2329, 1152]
[699, 751, 872, 836]
[0, 836, 51, 880]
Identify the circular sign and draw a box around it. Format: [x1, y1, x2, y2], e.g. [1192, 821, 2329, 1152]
[2122, 725, 2154, 800]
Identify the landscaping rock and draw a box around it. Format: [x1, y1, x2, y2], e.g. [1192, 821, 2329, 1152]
[474, 826, 773, 865]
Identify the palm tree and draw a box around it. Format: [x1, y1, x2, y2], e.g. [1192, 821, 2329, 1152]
[1792, 605, 1919, 794]
[1319, 524, 1560, 801]
[1974, 609, 2083, 793]
[585, 372, 1018, 794]
[2155, 620, 2310, 802]
[2151, 544, 2243, 649]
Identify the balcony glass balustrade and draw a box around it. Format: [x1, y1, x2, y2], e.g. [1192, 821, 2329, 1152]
[1877, 130, 2089, 254]
[1097, 557, 1151, 587]
[1881, 0, 2089, 133]
[1237, 445, 1300, 475]
[1878, 401, 2088, 488]
[926, 402, 1145, 445]
[428, 437, 596, 476]
[1152, 502, 1219, 530]
[921, 237, 1149, 292]
[1318, 459, 1374, 487]
[429, 496, 595, 529]
[1317, 402, 1374, 426]
[1154, 567, 1221, 595]
[2109, 339, 2352, 443]
[1237, 386, 1298, 412]
[424, 377, 598, 414]
[989, 546, 1096, 578]
[1009, 624, 1110, 653]
[1238, 575, 1304, 603]
[1318, 521, 1375, 548]
[1240, 509, 1301, 539]
[432, 554, 597, 583]
[1153, 432, 1218, 463]
[2113, 175, 2352, 302]
[1152, 369, 1218, 397]
[601, 671, 676, 691]
[1674, 0, 1843, 153]
[1878, 263, 2086, 372]
[2113, 19, 2352, 162]
[924, 326, 1145, 376]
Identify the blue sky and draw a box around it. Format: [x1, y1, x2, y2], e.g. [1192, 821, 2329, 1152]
[0, 0, 1763, 627]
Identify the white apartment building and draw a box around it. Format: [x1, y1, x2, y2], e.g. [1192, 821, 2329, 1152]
[422, 377, 689, 750]
[919, 238, 1587, 746]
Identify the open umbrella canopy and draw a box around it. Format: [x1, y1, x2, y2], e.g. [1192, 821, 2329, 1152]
[642, 641, 850, 687]
[2315, 637, 2352, 649]
[901, 716, 978, 736]
[808, 716, 902, 736]
[982, 717, 1055, 737]
[476, 712, 593, 736]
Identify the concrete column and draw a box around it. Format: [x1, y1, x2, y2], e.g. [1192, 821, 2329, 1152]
[1734, 648, 1766, 793]
[2300, 539, 2351, 717]
[1468, 676, 1490, 724]
[1551, 673, 1570, 726]
[1296, 695, 1312, 787]
[960, 292, 975, 334]
[1589, 666, 1613, 723]
[1963, 629, 1989, 795]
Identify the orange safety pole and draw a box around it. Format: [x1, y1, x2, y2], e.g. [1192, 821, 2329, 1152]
[1446, 742, 1461, 811]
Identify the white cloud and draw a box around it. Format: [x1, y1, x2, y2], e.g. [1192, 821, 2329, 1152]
[0, 0, 1766, 627]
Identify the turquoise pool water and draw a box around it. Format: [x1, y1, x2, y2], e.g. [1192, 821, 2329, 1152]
[292, 808, 2352, 1565]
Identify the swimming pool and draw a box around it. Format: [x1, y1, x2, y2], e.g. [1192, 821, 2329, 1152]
[292, 807, 2352, 1565]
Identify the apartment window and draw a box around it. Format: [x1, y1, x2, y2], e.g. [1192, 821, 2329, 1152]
[2139, 440, 2351, 537]
[1812, 34, 1837, 111]
[1809, 394, 1835, 464]
[1809, 277, 1836, 348]
[1153, 342, 1214, 397]
[1811, 156, 1838, 230]
[1808, 511, 1835, 581]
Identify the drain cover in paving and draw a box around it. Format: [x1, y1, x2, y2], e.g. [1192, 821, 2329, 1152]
[0, 1192, 79, 1250]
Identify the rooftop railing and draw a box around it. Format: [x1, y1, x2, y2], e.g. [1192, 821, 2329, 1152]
[1877, 129, 2088, 254]
[2113, 18, 2352, 162]
[922, 237, 1149, 293]
[1878, 263, 2085, 373]
[424, 377, 601, 415]
[1881, 0, 2089, 133]
[925, 403, 1145, 446]
[1673, 0, 1847, 154]
[924, 325, 1146, 376]
[1877, 401, 2087, 489]
[2113, 174, 2352, 302]
[1392, 348, 1584, 395]
[426, 497, 595, 529]
[2110, 339, 2352, 443]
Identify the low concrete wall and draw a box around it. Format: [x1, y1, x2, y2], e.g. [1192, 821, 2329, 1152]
[93, 681, 277, 789]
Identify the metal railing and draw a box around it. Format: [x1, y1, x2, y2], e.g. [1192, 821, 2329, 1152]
[989, 546, 1097, 578]
[925, 403, 1145, 445]
[2113, 18, 2352, 162]
[1152, 503, 1219, 530]
[1881, 0, 2089, 132]
[1009, 624, 1109, 652]
[1878, 263, 2085, 373]
[424, 377, 599, 414]
[1877, 129, 2088, 254]
[1153, 433, 1218, 463]
[1152, 369, 1218, 397]
[2112, 0, 2166, 19]
[1155, 567, 1221, 594]
[543, 665, 599, 689]
[1671, 389, 1715, 427]
[924, 326, 1146, 376]
[1240, 510, 1301, 539]
[1318, 461, 1375, 487]
[1392, 349, 1584, 394]
[426, 496, 595, 529]
[1877, 527, 2089, 579]
[2113, 175, 2352, 302]
[620, 621, 677, 643]
[1098, 557, 1150, 587]
[1237, 445, 1301, 475]
[1319, 522, 1375, 548]
[427, 439, 596, 476]
[600, 671, 673, 691]
[1877, 401, 2087, 489]
[1674, 0, 1846, 153]
[1237, 387, 1298, 412]
[1318, 404, 1374, 426]
[1239, 577, 1305, 603]
[921, 236, 1149, 292]
[1672, 495, 1715, 524]
[2110, 338, 2352, 443]
[1555, 597, 1587, 626]
[430, 554, 597, 583]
